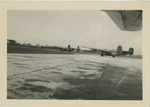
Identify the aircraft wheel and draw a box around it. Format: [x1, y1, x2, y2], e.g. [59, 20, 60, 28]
[112, 55, 115, 58]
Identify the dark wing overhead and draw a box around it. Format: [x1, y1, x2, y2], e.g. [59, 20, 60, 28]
[104, 10, 142, 31]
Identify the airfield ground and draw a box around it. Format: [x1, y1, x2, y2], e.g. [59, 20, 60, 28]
[7, 54, 142, 100]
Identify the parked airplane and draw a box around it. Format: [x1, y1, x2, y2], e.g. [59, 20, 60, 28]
[80, 45, 134, 58]
[60, 45, 80, 52]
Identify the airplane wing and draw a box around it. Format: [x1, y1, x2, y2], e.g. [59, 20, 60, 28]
[104, 10, 142, 31]
[80, 46, 111, 53]
[80, 46, 115, 57]
[80, 46, 102, 51]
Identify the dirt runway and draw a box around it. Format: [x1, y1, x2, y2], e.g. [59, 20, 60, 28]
[7, 54, 142, 100]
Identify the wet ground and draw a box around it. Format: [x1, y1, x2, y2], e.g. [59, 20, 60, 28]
[7, 54, 142, 100]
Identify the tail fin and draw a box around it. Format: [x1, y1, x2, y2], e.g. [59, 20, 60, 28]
[77, 46, 80, 52]
[117, 45, 123, 55]
[128, 47, 134, 55]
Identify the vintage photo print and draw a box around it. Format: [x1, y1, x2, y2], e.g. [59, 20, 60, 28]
[7, 10, 142, 100]
[0, 1, 149, 107]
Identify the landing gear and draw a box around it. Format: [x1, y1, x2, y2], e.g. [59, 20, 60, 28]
[112, 55, 115, 58]
[101, 52, 104, 57]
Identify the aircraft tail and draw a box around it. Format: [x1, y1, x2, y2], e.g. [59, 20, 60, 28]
[117, 45, 123, 55]
[117, 45, 134, 55]
[76, 46, 80, 52]
[128, 47, 134, 55]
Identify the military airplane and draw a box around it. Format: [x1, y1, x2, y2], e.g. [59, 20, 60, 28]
[80, 45, 134, 58]
[60, 45, 80, 52]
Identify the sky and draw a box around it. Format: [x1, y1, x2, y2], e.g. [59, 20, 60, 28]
[7, 10, 142, 54]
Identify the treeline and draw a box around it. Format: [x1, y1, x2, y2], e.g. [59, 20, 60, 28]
[7, 39, 79, 52]
[7, 39, 60, 49]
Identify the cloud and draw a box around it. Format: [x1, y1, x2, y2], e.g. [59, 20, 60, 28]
[8, 10, 142, 54]
[79, 15, 142, 54]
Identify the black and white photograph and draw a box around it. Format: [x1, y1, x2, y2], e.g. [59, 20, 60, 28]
[7, 10, 142, 100]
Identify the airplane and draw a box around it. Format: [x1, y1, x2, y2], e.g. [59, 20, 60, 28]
[103, 10, 142, 31]
[60, 45, 80, 52]
[80, 45, 134, 58]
